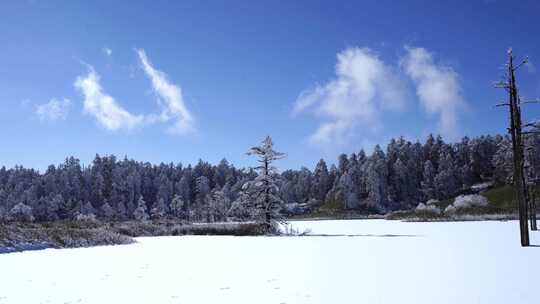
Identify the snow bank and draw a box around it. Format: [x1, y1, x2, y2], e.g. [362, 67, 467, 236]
[444, 204, 457, 214]
[426, 199, 439, 205]
[471, 181, 494, 192]
[415, 203, 441, 214]
[452, 194, 489, 209]
[444, 194, 490, 214]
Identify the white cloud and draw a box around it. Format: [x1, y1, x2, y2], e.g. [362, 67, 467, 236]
[74, 66, 144, 130]
[401, 46, 465, 139]
[136, 49, 195, 134]
[103, 47, 112, 57]
[34, 98, 71, 122]
[293, 47, 405, 145]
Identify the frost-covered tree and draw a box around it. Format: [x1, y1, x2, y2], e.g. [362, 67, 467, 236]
[363, 145, 388, 210]
[337, 153, 349, 175]
[115, 200, 128, 220]
[208, 188, 230, 222]
[311, 159, 330, 203]
[72, 200, 96, 219]
[434, 148, 459, 199]
[150, 198, 168, 220]
[9, 202, 34, 222]
[421, 160, 437, 200]
[228, 188, 254, 220]
[82, 201, 97, 216]
[492, 136, 514, 185]
[133, 196, 149, 221]
[100, 200, 115, 219]
[338, 172, 360, 209]
[0, 132, 534, 222]
[469, 136, 497, 181]
[155, 173, 173, 208]
[176, 175, 191, 203]
[47, 194, 63, 221]
[194, 176, 211, 221]
[245, 136, 286, 229]
[170, 194, 185, 218]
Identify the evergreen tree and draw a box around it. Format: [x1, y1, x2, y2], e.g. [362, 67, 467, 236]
[434, 148, 459, 199]
[100, 200, 115, 219]
[133, 196, 149, 221]
[421, 160, 437, 200]
[170, 194, 185, 218]
[245, 136, 286, 229]
[9, 202, 34, 222]
[311, 159, 330, 203]
[150, 198, 168, 220]
[364, 145, 388, 209]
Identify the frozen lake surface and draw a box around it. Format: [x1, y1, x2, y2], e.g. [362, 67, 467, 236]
[1, 219, 539, 304]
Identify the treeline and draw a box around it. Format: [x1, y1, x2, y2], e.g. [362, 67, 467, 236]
[1, 133, 539, 222]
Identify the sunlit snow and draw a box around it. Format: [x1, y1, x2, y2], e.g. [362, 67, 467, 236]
[0, 220, 539, 304]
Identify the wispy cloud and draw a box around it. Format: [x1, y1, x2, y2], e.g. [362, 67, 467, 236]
[103, 47, 112, 57]
[74, 66, 144, 130]
[136, 49, 195, 134]
[293, 47, 405, 145]
[401, 46, 465, 139]
[34, 98, 71, 122]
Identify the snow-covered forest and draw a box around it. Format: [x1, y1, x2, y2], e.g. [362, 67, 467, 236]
[1, 133, 539, 223]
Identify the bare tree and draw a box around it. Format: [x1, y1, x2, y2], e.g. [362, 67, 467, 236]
[525, 130, 539, 231]
[495, 49, 534, 246]
[245, 136, 286, 231]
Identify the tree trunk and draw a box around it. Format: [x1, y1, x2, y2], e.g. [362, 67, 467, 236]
[264, 158, 271, 230]
[530, 192, 538, 231]
[508, 51, 530, 246]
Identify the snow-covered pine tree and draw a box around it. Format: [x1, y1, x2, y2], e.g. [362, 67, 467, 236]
[133, 195, 149, 221]
[364, 145, 388, 210]
[8, 202, 34, 222]
[195, 176, 211, 221]
[492, 136, 514, 185]
[434, 148, 459, 199]
[115, 200, 128, 220]
[100, 200, 115, 219]
[150, 198, 168, 220]
[170, 194, 185, 218]
[245, 136, 286, 231]
[421, 160, 437, 200]
[311, 159, 330, 203]
[208, 188, 230, 222]
[47, 194, 63, 221]
[82, 201, 97, 216]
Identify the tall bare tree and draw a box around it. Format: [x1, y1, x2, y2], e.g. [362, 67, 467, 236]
[496, 49, 531, 246]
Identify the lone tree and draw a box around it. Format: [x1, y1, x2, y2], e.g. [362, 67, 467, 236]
[496, 48, 539, 246]
[245, 136, 286, 231]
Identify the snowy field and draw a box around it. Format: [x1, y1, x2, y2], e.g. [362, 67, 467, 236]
[1, 220, 539, 304]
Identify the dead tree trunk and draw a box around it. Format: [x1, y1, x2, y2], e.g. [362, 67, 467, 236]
[506, 49, 530, 246]
[531, 191, 538, 231]
[526, 147, 538, 231]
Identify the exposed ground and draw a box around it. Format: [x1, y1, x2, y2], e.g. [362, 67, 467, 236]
[0, 220, 265, 253]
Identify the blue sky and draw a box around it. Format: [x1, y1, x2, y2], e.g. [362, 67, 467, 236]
[1, 0, 539, 171]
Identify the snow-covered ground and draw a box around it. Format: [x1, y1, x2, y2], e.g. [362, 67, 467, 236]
[1, 220, 539, 304]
